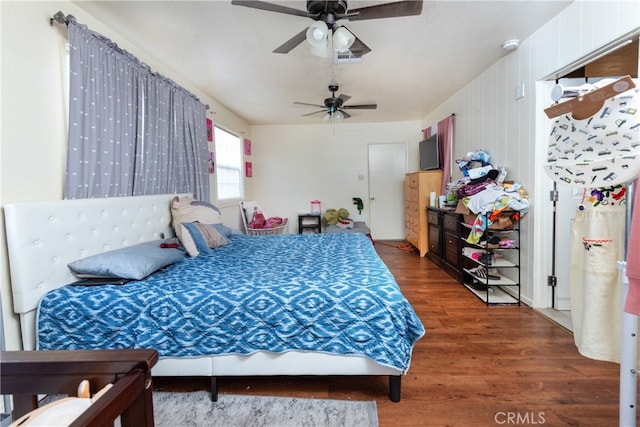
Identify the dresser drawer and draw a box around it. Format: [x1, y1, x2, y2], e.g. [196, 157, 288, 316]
[406, 203, 418, 217]
[427, 210, 440, 225]
[406, 230, 419, 247]
[407, 174, 419, 188]
[405, 217, 418, 231]
[444, 231, 459, 265]
[443, 214, 458, 231]
[428, 223, 441, 255]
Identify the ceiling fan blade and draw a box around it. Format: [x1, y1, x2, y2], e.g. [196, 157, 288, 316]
[338, 94, 351, 103]
[273, 28, 308, 54]
[340, 110, 352, 119]
[294, 101, 325, 108]
[231, 1, 310, 18]
[348, 36, 372, 57]
[342, 103, 377, 110]
[301, 110, 328, 117]
[347, 1, 423, 21]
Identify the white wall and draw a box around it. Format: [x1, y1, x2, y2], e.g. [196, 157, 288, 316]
[420, 0, 639, 307]
[0, 0, 251, 350]
[249, 121, 421, 232]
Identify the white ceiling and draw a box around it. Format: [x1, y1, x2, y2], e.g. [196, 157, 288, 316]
[73, 0, 573, 125]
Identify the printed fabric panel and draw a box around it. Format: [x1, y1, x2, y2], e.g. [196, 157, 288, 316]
[544, 78, 639, 188]
[37, 233, 425, 373]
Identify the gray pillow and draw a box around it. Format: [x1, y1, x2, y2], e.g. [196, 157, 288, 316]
[68, 240, 186, 280]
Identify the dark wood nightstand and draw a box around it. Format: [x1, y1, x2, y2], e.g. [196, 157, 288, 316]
[298, 214, 322, 234]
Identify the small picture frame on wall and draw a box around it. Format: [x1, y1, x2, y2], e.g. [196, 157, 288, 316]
[244, 138, 252, 156]
[206, 118, 213, 142]
[245, 161, 253, 177]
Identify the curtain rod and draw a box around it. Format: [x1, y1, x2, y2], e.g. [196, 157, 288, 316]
[50, 11, 69, 27]
[49, 12, 206, 108]
[421, 113, 455, 131]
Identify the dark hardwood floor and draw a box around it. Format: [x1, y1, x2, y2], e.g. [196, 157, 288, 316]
[154, 240, 628, 426]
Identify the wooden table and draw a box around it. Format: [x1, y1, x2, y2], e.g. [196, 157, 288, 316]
[1, 349, 158, 427]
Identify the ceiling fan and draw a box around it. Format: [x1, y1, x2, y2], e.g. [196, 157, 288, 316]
[294, 84, 377, 121]
[231, 0, 423, 57]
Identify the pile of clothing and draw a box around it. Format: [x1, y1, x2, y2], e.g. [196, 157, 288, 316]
[453, 158, 529, 244]
[248, 209, 286, 229]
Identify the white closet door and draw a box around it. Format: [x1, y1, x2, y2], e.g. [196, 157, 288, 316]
[368, 143, 407, 240]
[554, 184, 581, 310]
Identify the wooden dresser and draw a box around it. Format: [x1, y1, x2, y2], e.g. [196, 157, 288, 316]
[404, 171, 443, 257]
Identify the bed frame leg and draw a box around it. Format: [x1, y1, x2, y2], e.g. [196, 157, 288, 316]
[389, 375, 401, 402]
[210, 376, 218, 402]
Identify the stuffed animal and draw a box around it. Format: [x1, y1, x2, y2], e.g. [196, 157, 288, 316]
[352, 197, 364, 214]
[456, 150, 492, 177]
[248, 208, 266, 228]
[323, 208, 350, 226]
[171, 196, 222, 240]
[247, 207, 285, 230]
[323, 209, 339, 226]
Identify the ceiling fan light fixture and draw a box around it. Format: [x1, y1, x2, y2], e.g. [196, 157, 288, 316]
[333, 27, 355, 53]
[310, 43, 329, 57]
[322, 112, 332, 122]
[307, 21, 329, 43]
[333, 110, 345, 122]
[306, 21, 329, 57]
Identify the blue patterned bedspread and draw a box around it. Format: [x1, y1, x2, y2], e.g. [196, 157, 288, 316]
[37, 233, 424, 372]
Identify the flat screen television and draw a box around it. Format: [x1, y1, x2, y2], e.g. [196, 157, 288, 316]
[419, 134, 440, 170]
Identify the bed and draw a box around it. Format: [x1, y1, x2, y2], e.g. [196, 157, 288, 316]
[4, 194, 424, 402]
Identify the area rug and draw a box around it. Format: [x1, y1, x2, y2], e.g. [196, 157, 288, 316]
[153, 391, 379, 427]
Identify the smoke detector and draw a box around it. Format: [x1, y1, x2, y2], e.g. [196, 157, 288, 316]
[501, 39, 520, 51]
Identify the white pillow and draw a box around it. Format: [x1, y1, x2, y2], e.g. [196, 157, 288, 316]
[171, 196, 222, 239]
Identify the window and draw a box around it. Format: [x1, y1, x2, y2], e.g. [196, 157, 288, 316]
[214, 126, 244, 200]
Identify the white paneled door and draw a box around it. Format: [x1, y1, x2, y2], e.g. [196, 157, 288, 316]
[368, 143, 407, 240]
[554, 184, 582, 310]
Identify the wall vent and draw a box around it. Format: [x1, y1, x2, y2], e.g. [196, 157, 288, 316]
[334, 51, 364, 64]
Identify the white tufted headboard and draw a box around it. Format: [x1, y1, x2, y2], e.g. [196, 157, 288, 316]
[3, 193, 188, 350]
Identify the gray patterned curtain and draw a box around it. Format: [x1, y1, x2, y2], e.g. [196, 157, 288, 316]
[64, 16, 209, 201]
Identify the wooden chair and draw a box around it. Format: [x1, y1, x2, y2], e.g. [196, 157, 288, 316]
[1, 349, 158, 427]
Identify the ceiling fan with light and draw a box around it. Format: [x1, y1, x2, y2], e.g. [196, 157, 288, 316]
[231, 0, 423, 57]
[294, 84, 377, 122]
